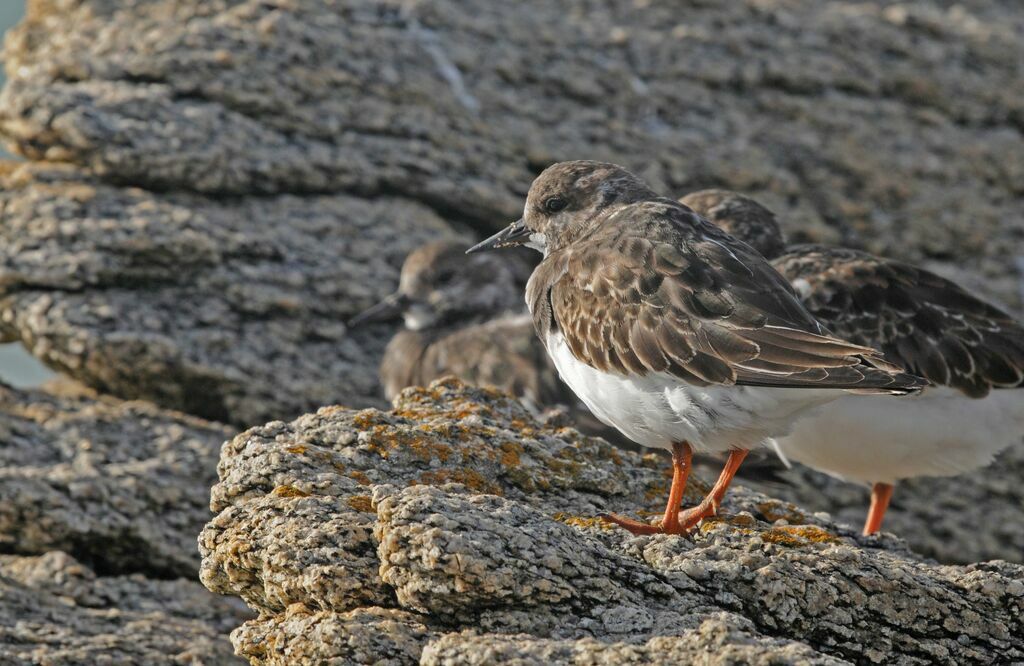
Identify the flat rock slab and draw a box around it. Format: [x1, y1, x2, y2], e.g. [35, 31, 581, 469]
[0, 550, 247, 665]
[0, 379, 232, 578]
[1, 0, 1024, 426]
[0, 164, 463, 426]
[200, 379, 1024, 665]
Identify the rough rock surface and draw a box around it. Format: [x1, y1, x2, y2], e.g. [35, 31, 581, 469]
[748, 443, 1024, 566]
[2, 0, 1024, 426]
[0, 163, 464, 426]
[200, 379, 1024, 665]
[0, 550, 247, 665]
[0, 379, 232, 577]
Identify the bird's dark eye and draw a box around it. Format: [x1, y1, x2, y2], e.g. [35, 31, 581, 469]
[544, 196, 567, 214]
[435, 269, 456, 284]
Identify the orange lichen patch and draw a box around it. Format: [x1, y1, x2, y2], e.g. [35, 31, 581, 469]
[363, 424, 458, 463]
[271, 485, 310, 498]
[349, 470, 371, 486]
[553, 512, 614, 530]
[352, 411, 383, 430]
[757, 500, 808, 525]
[498, 441, 524, 468]
[698, 513, 758, 534]
[761, 525, 840, 547]
[285, 445, 308, 455]
[346, 495, 374, 513]
[413, 468, 503, 495]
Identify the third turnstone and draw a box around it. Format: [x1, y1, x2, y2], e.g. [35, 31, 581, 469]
[468, 161, 924, 535]
[683, 189, 1024, 534]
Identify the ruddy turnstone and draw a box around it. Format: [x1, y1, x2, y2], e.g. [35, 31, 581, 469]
[350, 241, 567, 407]
[682, 189, 1024, 534]
[468, 161, 924, 535]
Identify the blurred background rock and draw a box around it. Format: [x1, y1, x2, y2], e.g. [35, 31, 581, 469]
[0, 1, 55, 388]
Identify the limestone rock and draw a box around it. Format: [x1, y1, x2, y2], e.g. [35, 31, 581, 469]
[200, 379, 1024, 665]
[0, 380, 232, 578]
[0, 550, 247, 665]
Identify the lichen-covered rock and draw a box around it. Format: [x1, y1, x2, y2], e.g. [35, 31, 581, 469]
[0, 163, 463, 426]
[0, 551, 248, 665]
[200, 379, 1024, 665]
[748, 443, 1024, 566]
[2, 0, 1024, 426]
[420, 618, 847, 666]
[0, 380, 231, 578]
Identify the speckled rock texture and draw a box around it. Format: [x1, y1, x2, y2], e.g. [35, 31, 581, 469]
[200, 379, 1024, 665]
[0, 550, 248, 665]
[0, 380, 232, 578]
[2, 0, 1024, 427]
[747, 443, 1024, 566]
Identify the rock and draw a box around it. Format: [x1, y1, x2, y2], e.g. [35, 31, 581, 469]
[0, 550, 248, 665]
[200, 379, 1024, 664]
[746, 443, 1024, 566]
[0, 163, 464, 425]
[0, 379, 232, 578]
[2, 0, 1024, 425]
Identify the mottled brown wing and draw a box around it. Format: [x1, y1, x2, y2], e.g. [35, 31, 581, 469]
[528, 202, 925, 393]
[774, 245, 1024, 397]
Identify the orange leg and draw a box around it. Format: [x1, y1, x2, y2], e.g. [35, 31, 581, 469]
[599, 441, 693, 535]
[675, 449, 749, 530]
[863, 482, 894, 535]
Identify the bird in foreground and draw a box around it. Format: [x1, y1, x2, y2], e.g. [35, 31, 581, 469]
[682, 189, 1024, 534]
[468, 161, 925, 535]
[349, 241, 567, 407]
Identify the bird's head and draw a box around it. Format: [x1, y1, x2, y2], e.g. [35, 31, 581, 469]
[680, 189, 787, 260]
[349, 241, 521, 330]
[467, 160, 657, 256]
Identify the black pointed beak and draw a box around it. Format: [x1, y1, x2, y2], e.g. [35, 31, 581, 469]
[348, 292, 409, 327]
[465, 218, 530, 254]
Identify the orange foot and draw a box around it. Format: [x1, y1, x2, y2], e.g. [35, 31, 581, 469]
[597, 511, 685, 535]
[599, 441, 692, 535]
[599, 447, 749, 536]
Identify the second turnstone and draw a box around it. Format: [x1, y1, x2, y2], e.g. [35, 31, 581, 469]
[682, 189, 1024, 534]
[468, 161, 924, 535]
[349, 241, 567, 408]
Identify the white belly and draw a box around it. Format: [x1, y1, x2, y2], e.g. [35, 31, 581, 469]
[772, 387, 1024, 484]
[545, 331, 841, 453]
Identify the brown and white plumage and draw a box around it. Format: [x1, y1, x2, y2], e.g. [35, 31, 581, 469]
[527, 201, 922, 396]
[469, 161, 923, 535]
[682, 188, 1024, 534]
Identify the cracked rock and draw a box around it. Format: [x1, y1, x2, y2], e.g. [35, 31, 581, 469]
[201, 379, 1024, 664]
[0, 550, 248, 665]
[0, 380, 232, 578]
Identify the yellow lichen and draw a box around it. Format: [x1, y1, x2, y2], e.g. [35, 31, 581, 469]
[757, 500, 808, 525]
[285, 445, 307, 455]
[761, 525, 840, 547]
[349, 470, 371, 486]
[413, 468, 503, 495]
[271, 485, 310, 498]
[553, 512, 614, 530]
[346, 495, 374, 513]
